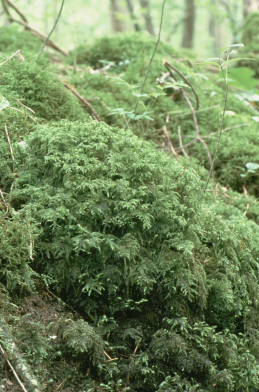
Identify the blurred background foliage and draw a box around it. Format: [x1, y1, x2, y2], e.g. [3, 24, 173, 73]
[0, 0, 246, 56]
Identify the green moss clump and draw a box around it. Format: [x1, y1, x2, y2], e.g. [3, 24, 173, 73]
[69, 70, 155, 136]
[0, 25, 42, 55]
[0, 210, 37, 294]
[11, 120, 259, 391]
[0, 57, 89, 121]
[190, 117, 259, 195]
[0, 103, 38, 192]
[68, 32, 176, 66]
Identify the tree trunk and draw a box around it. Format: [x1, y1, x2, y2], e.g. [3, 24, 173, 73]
[125, 0, 141, 32]
[110, 0, 124, 32]
[243, 0, 259, 18]
[139, 0, 155, 35]
[182, 0, 196, 48]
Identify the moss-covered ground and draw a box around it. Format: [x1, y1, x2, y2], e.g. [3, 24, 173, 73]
[0, 25, 259, 392]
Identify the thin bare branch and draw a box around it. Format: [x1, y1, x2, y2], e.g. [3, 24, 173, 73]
[62, 81, 101, 121]
[38, 0, 65, 57]
[0, 188, 9, 211]
[162, 115, 178, 157]
[178, 126, 188, 157]
[0, 50, 25, 66]
[4, 124, 15, 170]
[5, 0, 28, 23]
[164, 61, 199, 110]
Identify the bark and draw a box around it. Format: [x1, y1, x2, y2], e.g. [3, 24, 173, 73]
[110, 0, 124, 32]
[181, 0, 196, 48]
[243, 0, 259, 18]
[125, 0, 141, 32]
[139, 0, 155, 35]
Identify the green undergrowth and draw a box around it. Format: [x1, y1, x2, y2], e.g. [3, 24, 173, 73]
[0, 27, 259, 391]
[6, 120, 259, 391]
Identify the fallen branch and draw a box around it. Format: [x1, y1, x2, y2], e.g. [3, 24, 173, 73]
[62, 81, 101, 122]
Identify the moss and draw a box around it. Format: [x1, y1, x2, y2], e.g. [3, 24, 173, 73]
[189, 116, 259, 195]
[68, 32, 177, 66]
[0, 210, 38, 294]
[0, 25, 42, 55]
[10, 119, 259, 391]
[0, 57, 89, 121]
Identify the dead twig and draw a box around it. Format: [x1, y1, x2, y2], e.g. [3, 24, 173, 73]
[165, 62, 212, 165]
[62, 81, 101, 122]
[0, 50, 24, 66]
[38, 0, 65, 57]
[164, 61, 199, 110]
[0, 344, 28, 392]
[103, 350, 118, 362]
[133, 339, 142, 355]
[8, 17, 68, 56]
[182, 88, 212, 165]
[177, 125, 188, 157]
[162, 115, 178, 157]
[5, 0, 28, 23]
[174, 122, 250, 152]
[0, 188, 9, 211]
[54, 379, 66, 392]
[242, 185, 250, 217]
[4, 124, 15, 170]
[1, 0, 12, 21]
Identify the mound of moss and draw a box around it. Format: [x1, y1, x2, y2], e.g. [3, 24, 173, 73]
[0, 57, 89, 121]
[67, 33, 259, 193]
[0, 25, 42, 55]
[68, 32, 177, 66]
[9, 120, 259, 391]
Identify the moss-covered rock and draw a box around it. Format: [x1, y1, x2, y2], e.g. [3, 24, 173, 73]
[0, 57, 89, 121]
[10, 119, 259, 391]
